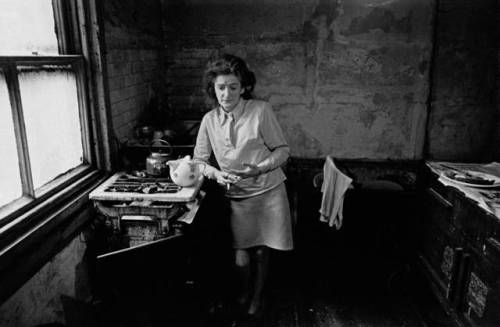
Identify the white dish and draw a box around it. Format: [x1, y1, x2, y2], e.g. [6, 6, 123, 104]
[441, 170, 500, 188]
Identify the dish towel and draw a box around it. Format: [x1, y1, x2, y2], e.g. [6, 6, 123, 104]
[319, 156, 353, 229]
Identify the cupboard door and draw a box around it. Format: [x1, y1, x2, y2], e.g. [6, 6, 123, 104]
[457, 196, 490, 254]
[419, 187, 463, 301]
[461, 238, 500, 327]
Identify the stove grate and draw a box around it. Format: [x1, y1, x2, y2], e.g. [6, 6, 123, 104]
[104, 174, 182, 194]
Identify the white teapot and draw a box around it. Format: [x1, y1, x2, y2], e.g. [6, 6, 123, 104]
[167, 155, 202, 187]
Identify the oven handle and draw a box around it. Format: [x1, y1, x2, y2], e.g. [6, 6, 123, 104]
[128, 200, 175, 208]
[121, 215, 155, 222]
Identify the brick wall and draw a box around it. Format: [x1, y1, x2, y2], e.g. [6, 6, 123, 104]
[164, 48, 214, 118]
[103, 0, 165, 142]
[107, 48, 163, 141]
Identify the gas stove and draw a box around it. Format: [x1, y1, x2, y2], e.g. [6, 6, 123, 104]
[89, 171, 203, 202]
[89, 171, 204, 250]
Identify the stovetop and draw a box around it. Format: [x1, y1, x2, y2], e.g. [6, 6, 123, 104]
[103, 174, 182, 194]
[89, 171, 203, 202]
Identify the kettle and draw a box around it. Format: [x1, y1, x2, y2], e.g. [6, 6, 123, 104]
[146, 140, 173, 177]
[167, 156, 203, 187]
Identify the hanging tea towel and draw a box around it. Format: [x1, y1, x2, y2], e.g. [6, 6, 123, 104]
[319, 156, 353, 229]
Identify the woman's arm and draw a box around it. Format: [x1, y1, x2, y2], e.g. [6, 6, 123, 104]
[242, 145, 289, 177]
[193, 116, 217, 178]
[256, 145, 289, 173]
[241, 103, 290, 177]
[258, 103, 289, 173]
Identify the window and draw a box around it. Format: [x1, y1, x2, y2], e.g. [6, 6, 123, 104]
[0, 0, 98, 225]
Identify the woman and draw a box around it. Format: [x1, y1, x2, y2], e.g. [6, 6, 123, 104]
[193, 53, 293, 317]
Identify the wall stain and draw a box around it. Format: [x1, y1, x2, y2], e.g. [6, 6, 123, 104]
[343, 7, 413, 36]
[403, 92, 414, 105]
[287, 123, 324, 157]
[302, 0, 341, 114]
[372, 92, 388, 105]
[359, 109, 377, 129]
[418, 60, 428, 75]
[377, 130, 405, 158]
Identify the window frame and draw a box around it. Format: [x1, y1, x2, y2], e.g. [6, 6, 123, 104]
[0, 0, 112, 305]
[0, 0, 109, 230]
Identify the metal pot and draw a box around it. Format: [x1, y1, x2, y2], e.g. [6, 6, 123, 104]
[146, 140, 173, 177]
[135, 125, 154, 144]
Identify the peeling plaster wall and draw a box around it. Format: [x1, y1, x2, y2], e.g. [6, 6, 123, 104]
[0, 234, 90, 327]
[104, 0, 166, 142]
[163, 0, 434, 159]
[427, 0, 498, 161]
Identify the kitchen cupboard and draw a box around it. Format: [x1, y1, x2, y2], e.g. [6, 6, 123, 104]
[418, 167, 500, 327]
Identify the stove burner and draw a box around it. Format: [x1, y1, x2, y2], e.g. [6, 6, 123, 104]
[104, 174, 182, 194]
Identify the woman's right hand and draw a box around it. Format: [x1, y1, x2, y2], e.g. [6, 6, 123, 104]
[213, 170, 241, 188]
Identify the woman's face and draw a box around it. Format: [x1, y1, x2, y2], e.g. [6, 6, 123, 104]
[213, 74, 244, 112]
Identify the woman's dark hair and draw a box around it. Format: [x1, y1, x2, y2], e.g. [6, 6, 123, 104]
[203, 54, 256, 103]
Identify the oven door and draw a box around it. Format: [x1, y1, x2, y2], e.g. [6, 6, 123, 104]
[94, 231, 191, 319]
[94, 191, 205, 296]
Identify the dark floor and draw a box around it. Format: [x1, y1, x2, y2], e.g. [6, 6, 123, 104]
[88, 225, 455, 326]
[84, 185, 456, 327]
[89, 243, 453, 327]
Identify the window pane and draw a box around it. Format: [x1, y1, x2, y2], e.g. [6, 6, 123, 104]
[0, 0, 58, 55]
[0, 71, 23, 207]
[19, 66, 83, 189]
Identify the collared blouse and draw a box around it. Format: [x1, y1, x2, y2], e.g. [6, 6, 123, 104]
[194, 99, 289, 198]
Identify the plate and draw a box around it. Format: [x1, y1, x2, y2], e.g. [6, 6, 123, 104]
[441, 170, 500, 188]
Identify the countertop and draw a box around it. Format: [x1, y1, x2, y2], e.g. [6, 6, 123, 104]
[426, 161, 500, 218]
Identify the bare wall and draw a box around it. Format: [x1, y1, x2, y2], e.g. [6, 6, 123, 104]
[497, 2, 500, 161]
[0, 234, 90, 327]
[103, 0, 166, 142]
[427, 0, 498, 161]
[163, 0, 434, 159]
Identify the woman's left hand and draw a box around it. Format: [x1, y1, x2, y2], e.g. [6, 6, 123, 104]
[238, 163, 262, 178]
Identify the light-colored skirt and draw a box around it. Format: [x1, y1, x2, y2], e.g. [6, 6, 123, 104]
[229, 183, 293, 251]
